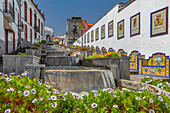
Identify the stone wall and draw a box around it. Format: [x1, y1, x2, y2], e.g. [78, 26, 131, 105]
[45, 69, 116, 92]
[3, 55, 40, 74]
[82, 57, 130, 81]
[21, 38, 33, 48]
[118, 79, 170, 97]
[0, 39, 5, 56]
[25, 49, 41, 57]
[25, 64, 45, 80]
[45, 56, 79, 66]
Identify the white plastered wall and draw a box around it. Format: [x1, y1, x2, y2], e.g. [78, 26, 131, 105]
[74, 0, 170, 59]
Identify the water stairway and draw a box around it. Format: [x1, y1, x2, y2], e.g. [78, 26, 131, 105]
[43, 41, 116, 92]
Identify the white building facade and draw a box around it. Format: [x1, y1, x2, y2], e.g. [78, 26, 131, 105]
[44, 26, 54, 39]
[21, 0, 45, 46]
[0, 0, 45, 55]
[74, 0, 170, 59]
[0, 0, 21, 55]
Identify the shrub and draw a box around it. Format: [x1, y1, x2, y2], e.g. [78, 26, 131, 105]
[41, 40, 46, 44]
[60, 44, 66, 47]
[17, 52, 26, 55]
[141, 77, 170, 92]
[54, 40, 59, 44]
[0, 73, 169, 112]
[85, 52, 120, 59]
[33, 43, 40, 47]
[76, 45, 80, 48]
[30, 46, 39, 49]
[69, 46, 74, 49]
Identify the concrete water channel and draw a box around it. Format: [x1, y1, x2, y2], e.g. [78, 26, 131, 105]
[2, 39, 130, 92]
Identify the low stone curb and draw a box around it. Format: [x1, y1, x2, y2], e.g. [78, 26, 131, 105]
[118, 79, 170, 98]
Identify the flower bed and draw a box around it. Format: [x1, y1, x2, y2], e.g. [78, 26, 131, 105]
[85, 52, 120, 59]
[0, 72, 169, 112]
[141, 77, 170, 92]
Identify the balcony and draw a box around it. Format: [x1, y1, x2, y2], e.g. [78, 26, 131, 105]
[34, 25, 38, 32]
[3, 2, 15, 23]
[18, 21, 24, 32]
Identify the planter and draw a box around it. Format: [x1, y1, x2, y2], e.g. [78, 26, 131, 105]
[82, 57, 130, 81]
[25, 49, 41, 57]
[2, 55, 40, 74]
[25, 64, 45, 80]
[45, 56, 79, 66]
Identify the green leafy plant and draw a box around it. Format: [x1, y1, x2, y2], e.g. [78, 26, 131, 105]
[0, 73, 169, 112]
[85, 52, 120, 59]
[33, 42, 40, 47]
[54, 40, 59, 44]
[76, 45, 80, 48]
[69, 45, 74, 49]
[141, 77, 170, 92]
[17, 52, 26, 55]
[41, 40, 46, 44]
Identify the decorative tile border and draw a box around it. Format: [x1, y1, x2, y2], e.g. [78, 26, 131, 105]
[117, 49, 127, 57]
[101, 47, 107, 54]
[108, 48, 115, 52]
[91, 45, 95, 51]
[87, 47, 170, 81]
[96, 46, 101, 54]
[129, 50, 145, 71]
[139, 53, 170, 79]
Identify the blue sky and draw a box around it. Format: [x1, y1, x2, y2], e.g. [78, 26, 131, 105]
[34, 0, 129, 37]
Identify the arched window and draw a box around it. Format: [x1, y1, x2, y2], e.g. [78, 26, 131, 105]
[41, 23, 43, 35]
[30, 29, 32, 43]
[25, 25, 27, 40]
[38, 19, 40, 33]
[24, 2, 27, 22]
[30, 8, 32, 26]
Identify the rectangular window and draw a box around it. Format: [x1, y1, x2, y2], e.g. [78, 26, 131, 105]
[95, 28, 99, 41]
[87, 32, 90, 43]
[91, 30, 94, 42]
[101, 25, 105, 39]
[108, 20, 113, 37]
[84, 34, 86, 44]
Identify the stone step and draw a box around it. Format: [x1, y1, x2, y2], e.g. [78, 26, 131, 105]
[45, 56, 79, 66]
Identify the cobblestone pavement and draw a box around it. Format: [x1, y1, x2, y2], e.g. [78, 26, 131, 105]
[130, 75, 169, 82]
